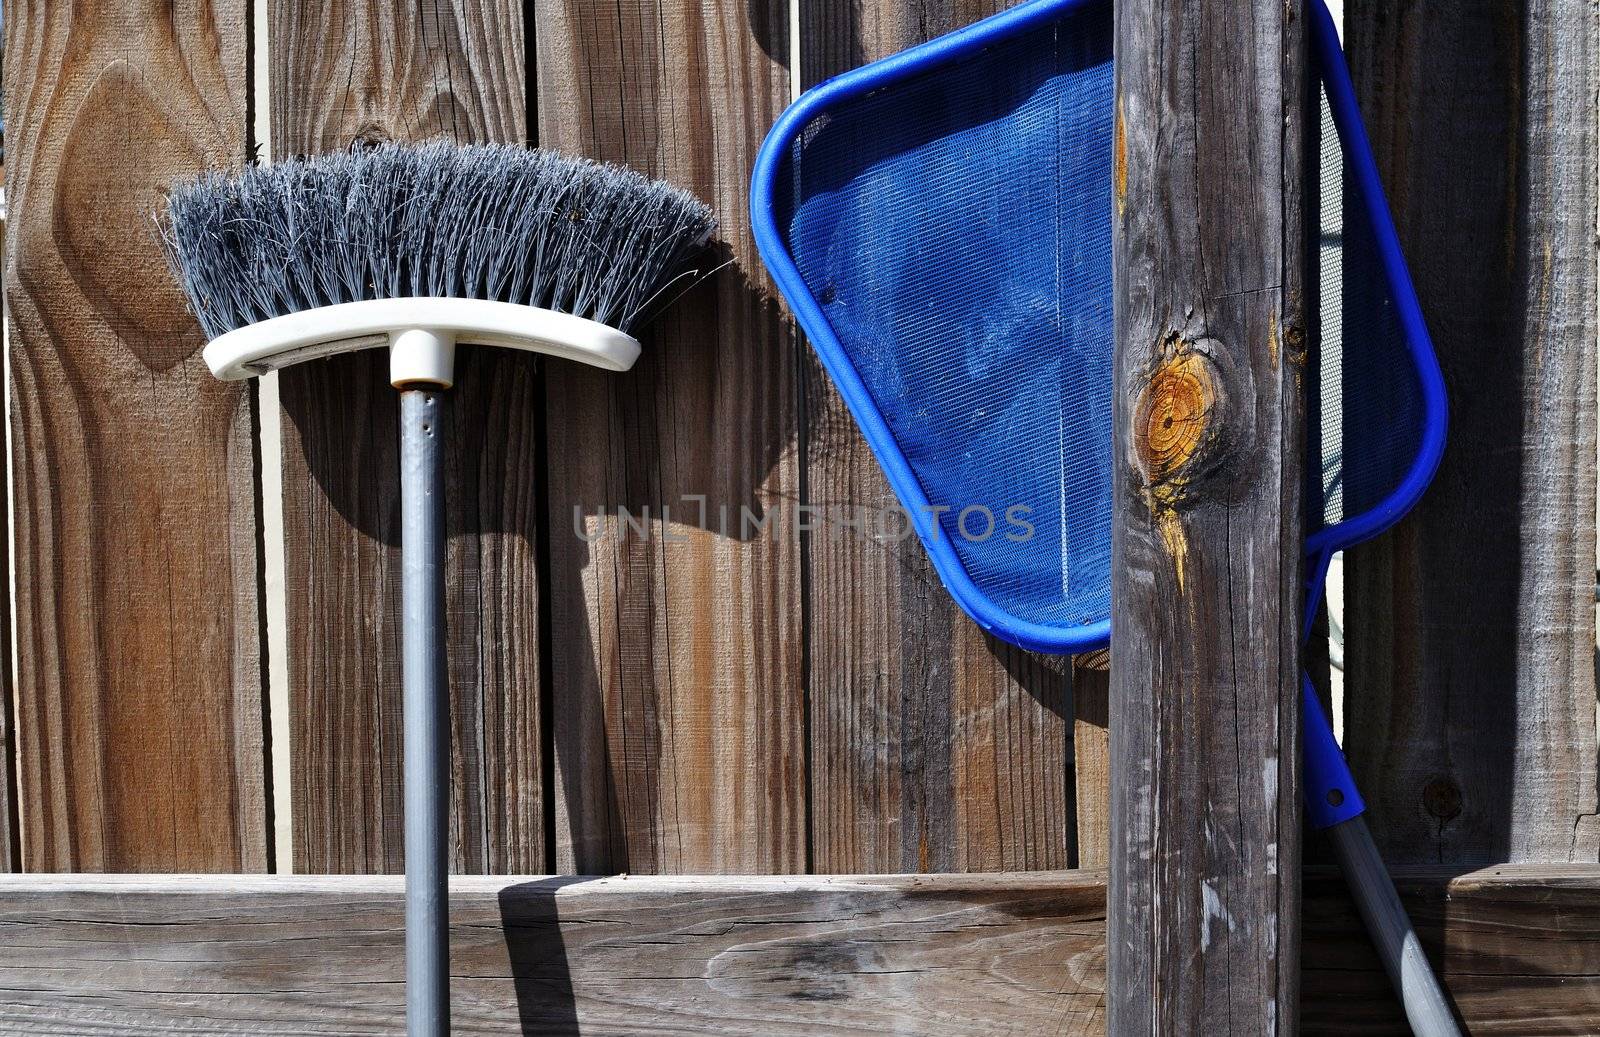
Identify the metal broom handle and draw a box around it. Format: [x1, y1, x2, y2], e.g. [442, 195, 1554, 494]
[1325, 814, 1458, 1036]
[1303, 548, 1459, 1037]
[400, 383, 450, 1037]
[1305, 685, 1458, 1035]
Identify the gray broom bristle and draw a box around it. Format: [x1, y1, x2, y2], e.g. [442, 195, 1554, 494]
[159, 139, 718, 341]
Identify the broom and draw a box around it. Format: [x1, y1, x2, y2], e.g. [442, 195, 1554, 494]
[160, 139, 716, 1037]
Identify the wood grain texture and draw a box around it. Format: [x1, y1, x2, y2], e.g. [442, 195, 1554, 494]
[1071, 653, 1110, 869]
[0, 226, 14, 874]
[801, 0, 1005, 83]
[0, 871, 1108, 1035]
[797, 0, 1073, 876]
[1341, 1, 1600, 865]
[537, 0, 806, 873]
[1109, 0, 1305, 1031]
[2, 867, 1599, 1033]
[3, 0, 266, 871]
[270, 1, 546, 873]
[1302, 865, 1600, 1035]
[270, 0, 526, 154]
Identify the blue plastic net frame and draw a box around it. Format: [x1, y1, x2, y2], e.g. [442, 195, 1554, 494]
[750, 0, 1448, 657]
[1306, 0, 1447, 565]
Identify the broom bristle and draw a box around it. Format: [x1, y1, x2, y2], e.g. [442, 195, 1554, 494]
[159, 140, 718, 341]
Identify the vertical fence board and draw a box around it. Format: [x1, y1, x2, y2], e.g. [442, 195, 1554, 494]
[1071, 654, 1110, 869]
[3, 0, 265, 871]
[1109, 0, 1305, 1030]
[799, 0, 1073, 876]
[0, 200, 13, 873]
[801, 0, 1001, 74]
[538, 0, 805, 874]
[270, 0, 543, 873]
[1343, 1, 1600, 865]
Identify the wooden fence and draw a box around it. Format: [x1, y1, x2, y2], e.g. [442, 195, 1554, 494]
[4, 0, 1090, 880]
[0, 0, 1597, 1033]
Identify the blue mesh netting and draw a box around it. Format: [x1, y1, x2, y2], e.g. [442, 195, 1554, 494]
[772, 3, 1425, 639]
[778, 3, 1115, 629]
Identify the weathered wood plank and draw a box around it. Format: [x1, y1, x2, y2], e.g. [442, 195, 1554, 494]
[0, 199, 15, 874]
[798, 0, 1074, 876]
[536, 0, 805, 873]
[1342, 0, 1600, 865]
[4, 0, 265, 871]
[0, 867, 1597, 1034]
[1071, 653, 1110, 869]
[1302, 865, 1600, 1035]
[1110, 0, 1305, 1031]
[801, 0, 1006, 80]
[270, 0, 545, 873]
[0, 871, 1107, 1035]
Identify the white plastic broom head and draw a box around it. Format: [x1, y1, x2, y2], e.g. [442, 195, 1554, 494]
[201, 297, 641, 387]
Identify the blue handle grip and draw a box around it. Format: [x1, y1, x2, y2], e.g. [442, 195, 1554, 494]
[1301, 546, 1364, 828]
[1302, 672, 1365, 828]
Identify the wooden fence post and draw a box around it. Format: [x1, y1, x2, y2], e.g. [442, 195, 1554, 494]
[1109, 0, 1306, 1032]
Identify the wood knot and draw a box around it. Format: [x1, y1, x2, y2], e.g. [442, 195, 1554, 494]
[1133, 342, 1220, 495]
[349, 125, 392, 150]
[1281, 322, 1307, 369]
[1423, 777, 1463, 821]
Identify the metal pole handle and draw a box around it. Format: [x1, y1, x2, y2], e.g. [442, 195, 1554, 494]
[401, 387, 450, 1037]
[1326, 815, 1461, 1036]
[1302, 553, 1458, 1035]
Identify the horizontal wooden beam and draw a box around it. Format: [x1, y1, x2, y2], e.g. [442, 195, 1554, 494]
[1304, 864, 1600, 1035]
[0, 870, 1108, 1035]
[0, 867, 1592, 1034]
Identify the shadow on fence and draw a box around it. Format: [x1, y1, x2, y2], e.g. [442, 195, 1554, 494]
[498, 877, 584, 1035]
